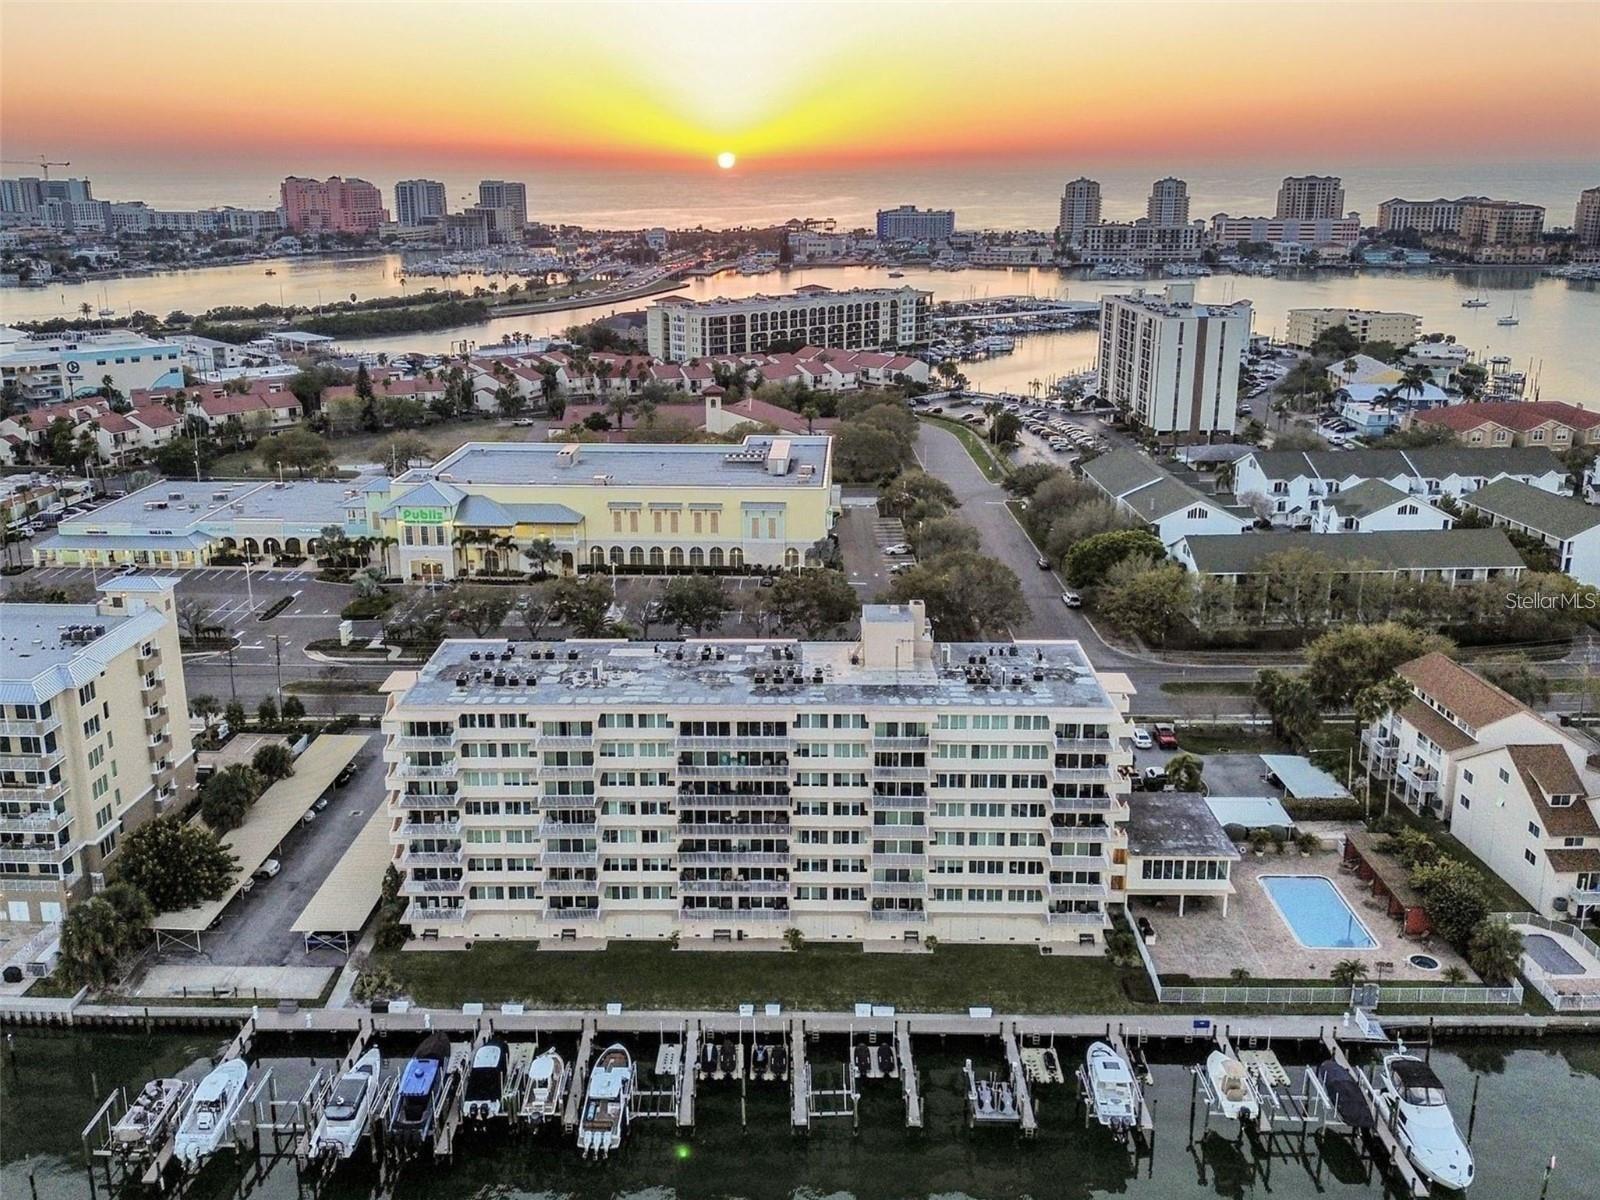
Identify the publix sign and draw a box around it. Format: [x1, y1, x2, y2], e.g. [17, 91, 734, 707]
[399, 506, 448, 524]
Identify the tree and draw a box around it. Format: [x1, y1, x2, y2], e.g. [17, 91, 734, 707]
[883, 551, 1028, 640]
[1330, 959, 1370, 988]
[1270, 429, 1329, 452]
[259, 427, 333, 477]
[58, 898, 129, 989]
[548, 577, 617, 637]
[1002, 463, 1064, 498]
[1253, 668, 1320, 748]
[523, 536, 560, 578]
[280, 695, 306, 720]
[252, 743, 295, 782]
[1353, 674, 1416, 804]
[1475, 654, 1550, 705]
[1164, 752, 1204, 792]
[200, 763, 265, 831]
[189, 694, 222, 739]
[880, 469, 959, 527]
[448, 586, 514, 637]
[384, 433, 432, 472]
[176, 595, 218, 641]
[1063, 529, 1166, 589]
[911, 516, 980, 560]
[1304, 623, 1454, 709]
[117, 814, 237, 913]
[834, 421, 910, 483]
[1409, 858, 1492, 948]
[1467, 917, 1523, 984]
[1098, 556, 1193, 646]
[224, 700, 247, 733]
[257, 695, 279, 724]
[769, 569, 860, 637]
[659, 575, 731, 634]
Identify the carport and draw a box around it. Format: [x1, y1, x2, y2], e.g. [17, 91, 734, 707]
[290, 803, 394, 953]
[150, 733, 367, 951]
[1259, 754, 1352, 801]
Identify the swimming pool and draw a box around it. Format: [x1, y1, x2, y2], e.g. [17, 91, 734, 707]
[1259, 875, 1377, 950]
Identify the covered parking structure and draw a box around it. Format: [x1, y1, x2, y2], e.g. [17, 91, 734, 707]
[150, 734, 368, 951]
[291, 803, 393, 953]
[1259, 754, 1352, 801]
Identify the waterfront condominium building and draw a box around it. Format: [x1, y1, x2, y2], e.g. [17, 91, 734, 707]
[1275, 175, 1345, 221]
[381, 600, 1136, 945]
[279, 176, 389, 234]
[875, 205, 956, 243]
[1210, 215, 1361, 252]
[1576, 187, 1600, 247]
[0, 327, 184, 406]
[394, 179, 448, 226]
[1458, 200, 1546, 246]
[1057, 178, 1102, 245]
[646, 285, 932, 361]
[1145, 177, 1190, 227]
[1283, 307, 1422, 350]
[1376, 196, 1491, 235]
[0, 578, 194, 926]
[477, 180, 529, 231]
[376, 435, 836, 581]
[1097, 283, 1252, 439]
[1075, 222, 1204, 265]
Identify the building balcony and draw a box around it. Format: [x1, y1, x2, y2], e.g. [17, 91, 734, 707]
[1569, 887, 1600, 908]
[1050, 853, 1106, 870]
[869, 793, 928, 809]
[679, 878, 789, 894]
[868, 765, 926, 781]
[147, 731, 171, 753]
[538, 820, 598, 838]
[541, 850, 600, 868]
[0, 748, 65, 772]
[871, 735, 929, 750]
[1047, 882, 1106, 900]
[0, 876, 72, 894]
[0, 715, 63, 738]
[1045, 909, 1106, 926]
[143, 710, 168, 737]
[1395, 759, 1440, 794]
[542, 879, 599, 896]
[1360, 727, 1399, 764]
[393, 734, 455, 752]
[137, 644, 161, 665]
[676, 762, 789, 779]
[402, 847, 464, 867]
[1055, 736, 1115, 752]
[677, 736, 791, 751]
[0, 843, 74, 865]
[680, 906, 790, 921]
[140, 678, 166, 704]
[678, 850, 789, 867]
[545, 905, 601, 921]
[401, 876, 466, 896]
[396, 793, 459, 811]
[0, 809, 71, 835]
[677, 822, 790, 836]
[1051, 794, 1119, 813]
[868, 908, 928, 922]
[538, 735, 596, 751]
[538, 764, 596, 780]
[396, 761, 458, 781]
[399, 818, 463, 837]
[1054, 766, 1118, 784]
[0, 781, 68, 807]
[870, 880, 930, 896]
[873, 851, 928, 868]
[405, 903, 466, 923]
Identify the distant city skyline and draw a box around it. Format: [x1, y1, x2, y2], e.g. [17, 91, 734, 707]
[3, 1, 1596, 183]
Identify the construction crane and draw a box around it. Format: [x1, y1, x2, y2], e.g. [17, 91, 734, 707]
[2, 156, 71, 179]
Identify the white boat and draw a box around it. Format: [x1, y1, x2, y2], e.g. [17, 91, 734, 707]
[1374, 1051, 1475, 1191]
[172, 1058, 249, 1167]
[111, 1078, 186, 1155]
[1204, 1050, 1260, 1122]
[461, 1039, 509, 1122]
[307, 1048, 381, 1161]
[520, 1048, 568, 1123]
[1461, 294, 1488, 308]
[1084, 1042, 1139, 1139]
[1497, 300, 1520, 326]
[576, 1044, 632, 1157]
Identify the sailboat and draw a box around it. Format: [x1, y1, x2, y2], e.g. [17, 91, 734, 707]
[1497, 299, 1520, 326]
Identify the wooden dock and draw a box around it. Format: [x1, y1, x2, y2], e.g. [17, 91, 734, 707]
[431, 1040, 471, 1161]
[789, 1021, 809, 1130]
[677, 1024, 699, 1129]
[1109, 1030, 1155, 1136]
[1000, 1024, 1038, 1136]
[563, 1019, 596, 1132]
[897, 1024, 922, 1129]
[1322, 1030, 1430, 1198]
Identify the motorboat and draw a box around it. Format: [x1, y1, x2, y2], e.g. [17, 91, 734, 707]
[172, 1058, 249, 1167]
[387, 1032, 451, 1148]
[111, 1078, 186, 1155]
[1205, 1050, 1260, 1122]
[888, 271, 905, 278]
[307, 1048, 381, 1160]
[716, 1038, 737, 1080]
[770, 1041, 789, 1081]
[577, 1044, 632, 1158]
[853, 1042, 872, 1082]
[1084, 1042, 1139, 1139]
[1461, 294, 1488, 308]
[750, 1043, 770, 1080]
[461, 1038, 509, 1122]
[876, 1041, 898, 1079]
[520, 1048, 567, 1123]
[1313, 1058, 1373, 1130]
[1374, 1051, 1475, 1191]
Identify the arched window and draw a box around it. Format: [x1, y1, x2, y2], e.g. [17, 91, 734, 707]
[729, 548, 744, 569]
[689, 547, 705, 567]
[263, 538, 281, 555]
[784, 548, 800, 569]
[284, 537, 302, 555]
[669, 547, 685, 567]
[708, 547, 724, 567]
[609, 546, 625, 566]
[629, 546, 645, 566]
[590, 546, 606, 568]
[649, 546, 665, 567]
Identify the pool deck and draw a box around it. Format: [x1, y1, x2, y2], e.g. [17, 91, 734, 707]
[1513, 923, 1600, 997]
[1138, 849, 1472, 984]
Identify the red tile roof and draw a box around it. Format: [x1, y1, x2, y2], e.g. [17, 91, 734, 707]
[1416, 401, 1600, 433]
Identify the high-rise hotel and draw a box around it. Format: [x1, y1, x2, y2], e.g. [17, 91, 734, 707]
[381, 602, 1135, 946]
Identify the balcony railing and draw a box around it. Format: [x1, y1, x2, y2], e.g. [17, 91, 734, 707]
[0, 781, 68, 807]
[868, 908, 928, 922]
[871, 735, 929, 750]
[0, 715, 63, 738]
[1051, 795, 1119, 812]
[540, 850, 600, 868]
[1051, 826, 1112, 842]
[1045, 910, 1106, 925]
[0, 809, 71, 835]
[394, 734, 455, 751]
[401, 876, 466, 896]
[405, 904, 466, 923]
[868, 765, 926, 780]
[677, 822, 790, 836]
[542, 879, 600, 895]
[676, 762, 790, 779]
[1396, 760, 1440, 793]
[0, 749, 65, 771]
[545, 905, 601, 920]
[1053, 767, 1118, 784]
[677, 736, 791, 751]
[874, 852, 929, 868]
[538, 820, 598, 837]
[869, 794, 928, 809]
[402, 847, 465, 867]
[0, 844, 74, 864]
[538, 735, 596, 751]
[870, 880, 930, 896]
[680, 907, 790, 921]
[396, 762, 458, 780]
[1050, 853, 1106, 869]
[538, 764, 596, 780]
[399, 818, 463, 837]
[1047, 882, 1105, 899]
[1055, 736, 1114, 752]
[678, 851, 789, 867]
[679, 879, 790, 894]
[1569, 887, 1600, 907]
[396, 793, 459, 810]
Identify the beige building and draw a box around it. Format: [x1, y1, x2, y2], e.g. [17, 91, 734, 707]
[1276, 175, 1345, 221]
[646, 286, 931, 362]
[1458, 200, 1545, 246]
[1284, 307, 1422, 350]
[1098, 284, 1251, 438]
[382, 602, 1136, 946]
[1058, 177, 1102, 245]
[1574, 186, 1600, 247]
[1376, 196, 1489, 235]
[1, 578, 194, 925]
[1146, 177, 1190, 226]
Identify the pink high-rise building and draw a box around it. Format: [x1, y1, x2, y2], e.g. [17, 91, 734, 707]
[279, 176, 388, 234]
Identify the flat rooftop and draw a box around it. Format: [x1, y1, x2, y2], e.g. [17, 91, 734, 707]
[1127, 792, 1241, 859]
[410, 435, 831, 491]
[398, 636, 1115, 713]
[56, 477, 379, 536]
[653, 285, 929, 312]
[0, 601, 166, 703]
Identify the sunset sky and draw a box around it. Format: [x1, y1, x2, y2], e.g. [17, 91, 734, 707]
[3, 0, 1597, 183]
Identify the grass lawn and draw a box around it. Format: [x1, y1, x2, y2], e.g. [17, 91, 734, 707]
[919, 415, 1011, 483]
[285, 678, 383, 695]
[1160, 680, 1254, 697]
[373, 941, 1151, 1014]
[1171, 723, 1286, 755]
[211, 420, 535, 477]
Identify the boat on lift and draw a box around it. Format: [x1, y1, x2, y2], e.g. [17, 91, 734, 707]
[111, 1078, 187, 1156]
[172, 1058, 249, 1167]
[519, 1048, 568, 1124]
[1373, 1049, 1475, 1191]
[1084, 1042, 1140, 1140]
[307, 1048, 381, 1160]
[461, 1038, 510, 1122]
[387, 1032, 451, 1149]
[576, 1044, 633, 1158]
[1204, 1050, 1260, 1122]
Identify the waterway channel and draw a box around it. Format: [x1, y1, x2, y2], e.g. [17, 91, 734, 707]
[3, 1028, 1596, 1199]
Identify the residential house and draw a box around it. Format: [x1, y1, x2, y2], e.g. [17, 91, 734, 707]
[1461, 477, 1600, 586]
[1078, 449, 1249, 549]
[1409, 401, 1600, 449]
[1310, 479, 1452, 533]
[1172, 528, 1525, 583]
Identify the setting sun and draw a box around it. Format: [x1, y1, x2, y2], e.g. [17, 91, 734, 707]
[716, 151, 736, 170]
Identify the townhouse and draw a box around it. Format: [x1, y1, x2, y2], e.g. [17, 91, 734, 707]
[380, 601, 1136, 945]
[1078, 449, 1249, 550]
[1409, 401, 1600, 450]
[1309, 479, 1452, 533]
[1172, 528, 1525, 584]
[1231, 446, 1566, 527]
[1461, 478, 1600, 586]
[1362, 653, 1599, 921]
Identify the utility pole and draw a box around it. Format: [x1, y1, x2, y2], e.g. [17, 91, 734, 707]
[271, 633, 284, 705]
[225, 641, 237, 700]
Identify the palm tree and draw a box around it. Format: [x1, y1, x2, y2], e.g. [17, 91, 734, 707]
[1353, 674, 1414, 814]
[1163, 753, 1204, 792]
[1330, 959, 1370, 989]
[1468, 918, 1523, 984]
[452, 527, 482, 575]
[523, 536, 560, 578]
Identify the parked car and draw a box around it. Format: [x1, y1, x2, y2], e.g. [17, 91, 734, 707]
[253, 859, 281, 880]
[335, 761, 358, 787]
[888, 561, 916, 575]
[115, 563, 140, 576]
[1060, 590, 1082, 607]
[1036, 555, 1051, 570]
[1143, 766, 1165, 786]
[1154, 723, 1179, 749]
[313, 794, 332, 812]
[1131, 727, 1154, 750]
[883, 543, 913, 556]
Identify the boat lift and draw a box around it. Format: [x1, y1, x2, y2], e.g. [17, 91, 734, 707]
[293, 1022, 382, 1173]
[1321, 1028, 1431, 1199]
[1075, 1026, 1154, 1151]
[628, 1024, 684, 1124]
[80, 1079, 195, 1193]
[1000, 1024, 1039, 1136]
[896, 1024, 922, 1130]
[562, 1020, 597, 1133]
[793, 1023, 859, 1132]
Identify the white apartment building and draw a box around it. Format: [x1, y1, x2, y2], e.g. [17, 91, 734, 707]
[646, 286, 932, 362]
[381, 602, 1136, 946]
[0, 326, 184, 405]
[1211, 215, 1361, 253]
[1078, 449, 1249, 549]
[1058, 178, 1102, 245]
[0, 578, 194, 925]
[1362, 653, 1599, 921]
[1276, 175, 1346, 220]
[1231, 446, 1568, 527]
[1146, 177, 1190, 226]
[1097, 283, 1250, 438]
[1461, 478, 1600, 587]
[1284, 307, 1422, 349]
[394, 179, 448, 226]
[1079, 222, 1204, 264]
[875, 205, 955, 243]
[477, 180, 528, 231]
[1576, 187, 1600, 247]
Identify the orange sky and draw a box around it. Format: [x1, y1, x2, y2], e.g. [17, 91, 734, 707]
[3, 0, 1598, 172]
